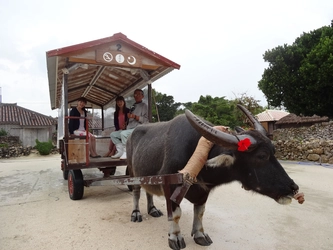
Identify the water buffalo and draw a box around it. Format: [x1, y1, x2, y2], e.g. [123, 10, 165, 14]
[126, 105, 299, 250]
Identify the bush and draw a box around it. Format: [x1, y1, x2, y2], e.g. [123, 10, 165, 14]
[35, 139, 53, 155]
[0, 143, 8, 148]
[0, 129, 8, 136]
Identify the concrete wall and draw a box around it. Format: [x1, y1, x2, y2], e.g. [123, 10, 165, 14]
[0, 125, 55, 147]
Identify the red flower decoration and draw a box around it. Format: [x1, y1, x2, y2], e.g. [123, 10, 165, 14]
[237, 138, 251, 151]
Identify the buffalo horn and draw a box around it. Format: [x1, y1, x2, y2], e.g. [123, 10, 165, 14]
[236, 104, 267, 136]
[234, 126, 245, 133]
[185, 109, 257, 150]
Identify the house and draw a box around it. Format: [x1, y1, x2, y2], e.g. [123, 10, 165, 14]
[275, 113, 329, 129]
[0, 103, 57, 147]
[256, 109, 289, 138]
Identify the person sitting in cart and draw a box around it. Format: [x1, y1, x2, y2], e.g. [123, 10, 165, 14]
[69, 97, 101, 158]
[104, 95, 130, 157]
[110, 89, 149, 159]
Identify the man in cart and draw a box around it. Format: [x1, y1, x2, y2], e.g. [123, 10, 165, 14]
[110, 89, 149, 159]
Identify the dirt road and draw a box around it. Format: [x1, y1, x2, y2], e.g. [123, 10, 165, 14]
[0, 154, 332, 250]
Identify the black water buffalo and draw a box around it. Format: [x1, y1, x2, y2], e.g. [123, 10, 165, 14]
[126, 105, 299, 250]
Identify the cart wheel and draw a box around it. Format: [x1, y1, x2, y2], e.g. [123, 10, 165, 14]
[68, 170, 84, 200]
[63, 170, 69, 180]
[125, 166, 133, 191]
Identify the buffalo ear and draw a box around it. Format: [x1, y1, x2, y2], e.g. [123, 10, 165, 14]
[206, 154, 234, 168]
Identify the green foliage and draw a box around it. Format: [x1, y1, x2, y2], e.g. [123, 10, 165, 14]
[35, 139, 53, 155]
[231, 93, 266, 128]
[191, 95, 238, 127]
[152, 89, 182, 122]
[149, 90, 264, 129]
[0, 129, 8, 136]
[232, 93, 265, 115]
[258, 21, 333, 117]
[176, 94, 264, 129]
[0, 143, 8, 148]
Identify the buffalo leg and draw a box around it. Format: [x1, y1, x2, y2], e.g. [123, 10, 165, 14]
[168, 206, 186, 250]
[146, 192, 163, 217]
[191, 204, 213, 246]
[131, 185, 142, 222]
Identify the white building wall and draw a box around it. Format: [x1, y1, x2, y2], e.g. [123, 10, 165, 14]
[0, 125, 55, 147]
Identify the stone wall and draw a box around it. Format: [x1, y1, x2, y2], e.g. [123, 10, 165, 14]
[273, 121, 333, 164]
[0, 136, 32, 158]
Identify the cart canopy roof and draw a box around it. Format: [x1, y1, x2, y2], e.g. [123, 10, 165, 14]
[46, 33, 180, 110]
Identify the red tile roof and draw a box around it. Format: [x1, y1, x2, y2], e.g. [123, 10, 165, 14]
[0, 103, 57, 126]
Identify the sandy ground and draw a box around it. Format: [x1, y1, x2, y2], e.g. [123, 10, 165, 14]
[0, 154, 333, 250]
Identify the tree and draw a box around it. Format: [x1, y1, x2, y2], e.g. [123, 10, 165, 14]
[232, 93, 265, 128]
[176, 94, 264, 128]
[185, 95, 239, 128]
[232, 92, 265, 114]
[151, 89, 181, 122]
[258, 21, 333, 117]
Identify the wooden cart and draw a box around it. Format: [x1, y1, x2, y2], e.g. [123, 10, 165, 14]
[46, 33, 182, 219]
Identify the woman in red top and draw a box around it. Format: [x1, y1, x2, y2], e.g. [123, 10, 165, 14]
[104, 96, 130, 157]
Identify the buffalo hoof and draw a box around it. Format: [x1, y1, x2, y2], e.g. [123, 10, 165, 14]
[148, 206, 163, 217]
[131, 210, 142, 222]
[168, 235, 186, 250]
[193, 233, 213, 246]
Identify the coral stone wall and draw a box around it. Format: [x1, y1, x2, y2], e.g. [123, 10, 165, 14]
[273, 121, 333, 164]
[0, 136, 32, 158]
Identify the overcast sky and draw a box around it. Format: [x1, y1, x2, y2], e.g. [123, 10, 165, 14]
[0, 0, 332, 117]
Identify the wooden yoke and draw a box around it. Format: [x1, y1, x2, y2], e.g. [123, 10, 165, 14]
[171, 126, 229, 205]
